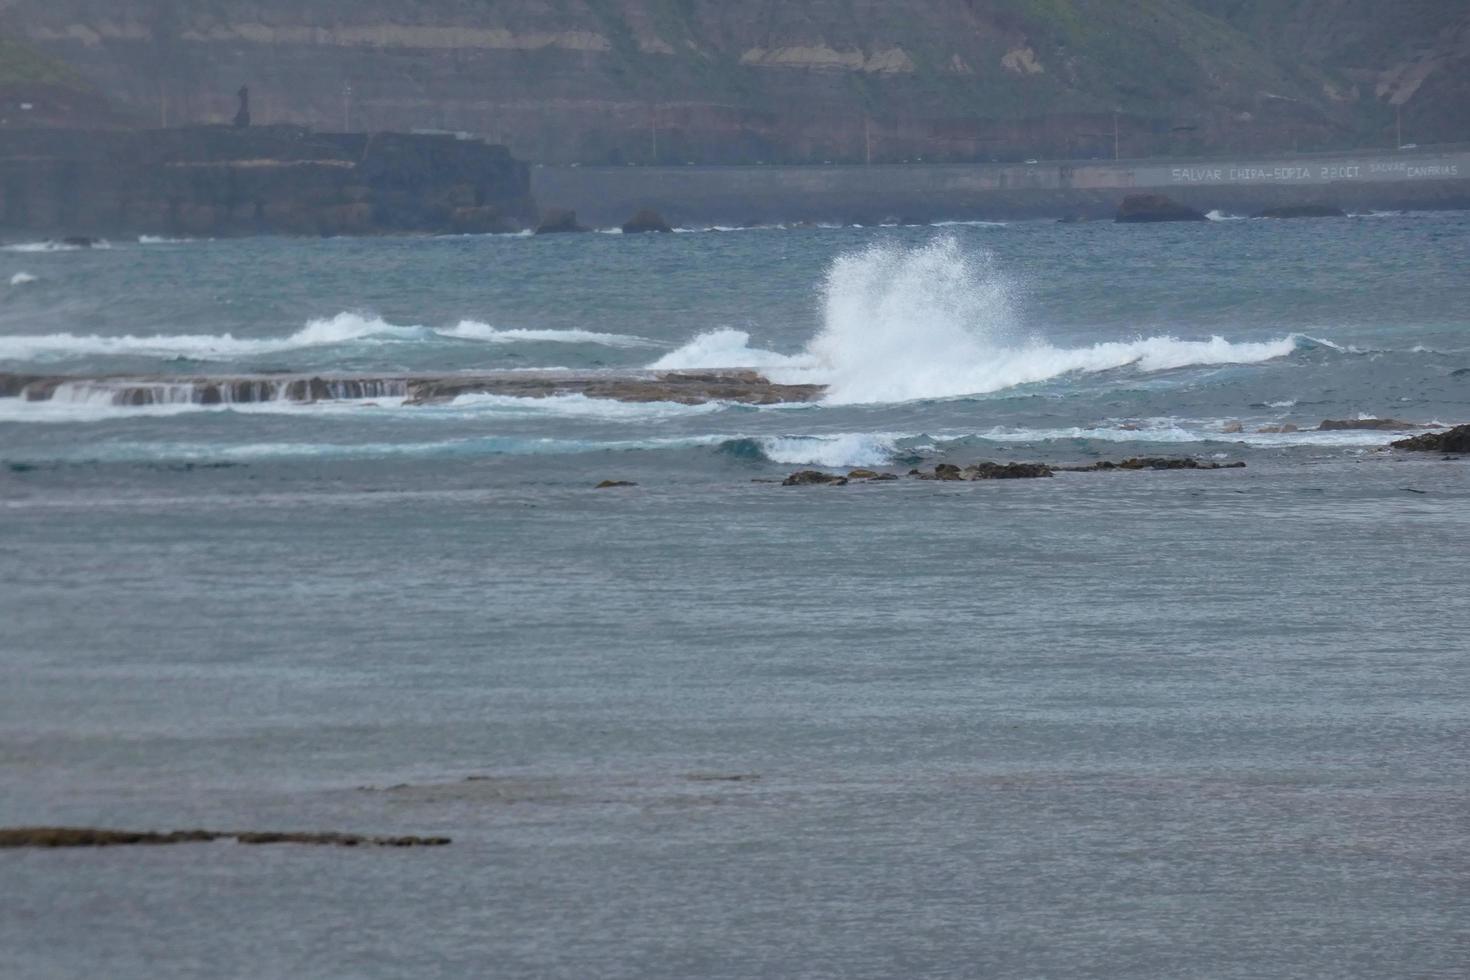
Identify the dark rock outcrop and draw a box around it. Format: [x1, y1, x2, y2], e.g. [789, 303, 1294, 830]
[785, 458, 1243, 486]
[963, 462, 1054, 480]
[1255, 204, 1346, 218]
[782, 470, 848, 486]
[1115, 194, 1208, 223]
[915, 462, 1054, 480]
[621, 209, 673, 234]
[1318, 418, 1420, 431]
[595, 480, 637, 488]
[0, 827, 451, 848]
[1391, 425, 1470, 453]
[534, 207, 589, 234]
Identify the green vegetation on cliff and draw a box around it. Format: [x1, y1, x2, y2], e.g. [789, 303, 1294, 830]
[0, 34, 81, 87]
[0, 1, 1465, 160]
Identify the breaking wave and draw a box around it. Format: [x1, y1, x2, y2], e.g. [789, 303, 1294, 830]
[0, 312, 654, 362]
[1, 240, 110, 253]
[9, 272, 38, 286]
[651, 236, 1303, 404]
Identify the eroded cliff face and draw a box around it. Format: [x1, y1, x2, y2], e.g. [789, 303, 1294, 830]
[0, 1, 1464, 163]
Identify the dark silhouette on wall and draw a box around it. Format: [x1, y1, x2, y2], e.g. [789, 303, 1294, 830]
[233, 86, 251, 128]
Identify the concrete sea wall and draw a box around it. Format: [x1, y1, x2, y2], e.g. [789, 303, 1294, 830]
[535, 146, 1470, 227]
[0, 126, 536, 238]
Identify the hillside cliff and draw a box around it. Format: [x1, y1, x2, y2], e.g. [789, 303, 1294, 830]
[1, 1, 1465, 164]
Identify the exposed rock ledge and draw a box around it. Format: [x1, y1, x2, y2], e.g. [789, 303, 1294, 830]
[1391, 424, 1470, 453]
[0, 370, 825, 407]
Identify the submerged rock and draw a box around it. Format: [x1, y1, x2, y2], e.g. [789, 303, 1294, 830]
[595, 480, 637, 488]
[1255, 205, 1347, 219]
[0, 827, 450, 848]
[783, 470, 849, 486]
[534, 208, 589, 234]
[1115, 194, 1208, 223]
[0, 828, 222, 847]
[621, 209, 673, 234]
[1391, 424, 1470, 453]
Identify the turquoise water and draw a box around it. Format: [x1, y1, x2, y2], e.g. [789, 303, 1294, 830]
[1, 216, 1468, 978]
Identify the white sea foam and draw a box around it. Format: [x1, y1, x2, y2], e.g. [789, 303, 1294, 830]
[1, 240, 109, 252]
[757, 433, 898, 468]
[438, 320, 654, 347]
[138, 235, 197, 245]
[0, 312, 655, 361]
[445, 392, 722, 419]
[649, 328, 816, 372]
[9, 272, 38, 286]
[0, 395, 414, 424]
[1205, 210, 1246, 221]
[651, 236, 1301, 404]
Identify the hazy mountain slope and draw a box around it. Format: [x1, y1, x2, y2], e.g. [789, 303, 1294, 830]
[1192, 0, 1470, 144]
[0, 1, 1460, 160]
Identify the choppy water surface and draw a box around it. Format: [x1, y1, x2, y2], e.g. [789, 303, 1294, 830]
[2, 216, 1468, 979]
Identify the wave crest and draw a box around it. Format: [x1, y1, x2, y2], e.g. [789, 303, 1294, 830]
[0, 312, 653, 362]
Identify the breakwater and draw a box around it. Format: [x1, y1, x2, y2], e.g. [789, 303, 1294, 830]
[0, 126, 536, 238]
[534, 146, 1470, 226]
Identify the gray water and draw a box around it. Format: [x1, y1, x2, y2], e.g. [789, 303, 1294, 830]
[1, 215, 1467, 978]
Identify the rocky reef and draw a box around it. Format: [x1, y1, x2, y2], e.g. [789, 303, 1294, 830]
[0, 125, 536, 238]
[0, 369, 824, 407]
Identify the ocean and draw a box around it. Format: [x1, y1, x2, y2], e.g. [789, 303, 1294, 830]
[1, 214, 1467, 978]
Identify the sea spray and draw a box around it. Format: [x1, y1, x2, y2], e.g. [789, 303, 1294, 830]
[652, 235, 1302, 404]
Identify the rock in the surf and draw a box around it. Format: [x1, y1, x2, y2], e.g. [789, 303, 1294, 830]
[962, 462, 1054, 480]
[914, 462, 1053, 480]
[783, 471, 849, 486]
[595, 480, 638, 489]
[1390, 424, 1470, 453]
[534, 208, 589, 234]
[1115, 194, 1208, 223]
[1318, 418, 1419, 431]
[1255, 205, 1347, 219]
[621, 209, 673, 234]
